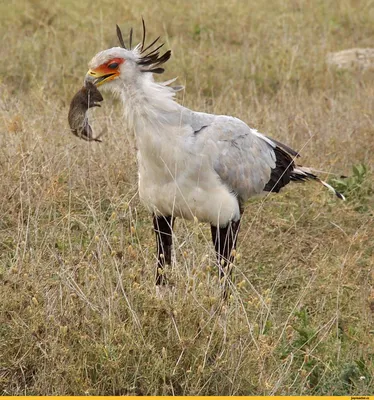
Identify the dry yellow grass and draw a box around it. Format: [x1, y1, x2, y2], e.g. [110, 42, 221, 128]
[1, 0, 374, 395]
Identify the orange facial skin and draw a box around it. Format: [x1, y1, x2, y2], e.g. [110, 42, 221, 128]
[87, 58, 125, 86]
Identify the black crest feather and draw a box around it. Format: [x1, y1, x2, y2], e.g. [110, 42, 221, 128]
[129, 27, 133, 50]
[116, 19, 171, 74]
[116, 24, 127, 49]
[147, 68, 165, 74]
[141, 36, 161, 54]
[141, 17, 146, 52]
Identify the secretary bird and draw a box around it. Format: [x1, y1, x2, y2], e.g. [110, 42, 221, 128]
[83, 21, 344, 292]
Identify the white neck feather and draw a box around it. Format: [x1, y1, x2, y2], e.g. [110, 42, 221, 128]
[117, 74, 181, 134]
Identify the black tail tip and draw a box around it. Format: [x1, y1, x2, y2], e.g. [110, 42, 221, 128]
[336, 191, 345, 200]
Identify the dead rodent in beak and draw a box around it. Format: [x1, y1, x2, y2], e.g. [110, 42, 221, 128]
[68, 81, 104, 142]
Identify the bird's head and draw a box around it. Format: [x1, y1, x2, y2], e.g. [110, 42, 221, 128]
[85, 20, 171, 93]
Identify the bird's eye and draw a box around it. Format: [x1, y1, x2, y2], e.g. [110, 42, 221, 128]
[108, 62, 119, 69]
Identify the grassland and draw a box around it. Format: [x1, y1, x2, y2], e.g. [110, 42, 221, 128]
[1, 0, 374, 395]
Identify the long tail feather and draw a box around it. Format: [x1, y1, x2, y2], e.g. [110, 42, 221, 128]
[291, 167, 345, 200]
[319, 180, 345, 200]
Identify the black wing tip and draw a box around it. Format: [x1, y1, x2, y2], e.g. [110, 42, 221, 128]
[264, 146, 295, 193]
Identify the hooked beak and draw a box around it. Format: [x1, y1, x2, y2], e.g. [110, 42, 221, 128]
[85, 68, 119, 86]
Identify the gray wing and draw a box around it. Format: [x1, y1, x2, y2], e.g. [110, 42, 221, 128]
[187, 113, 281, 201]
[213, 118, 278, 201]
